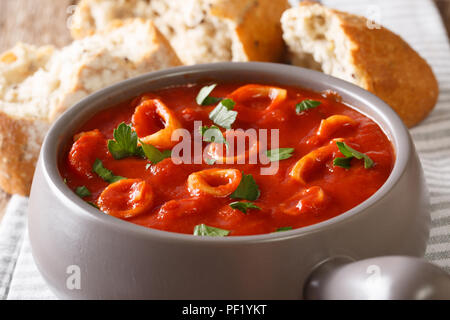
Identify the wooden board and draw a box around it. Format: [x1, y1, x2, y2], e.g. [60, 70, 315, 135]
[0, 0, 448, 221]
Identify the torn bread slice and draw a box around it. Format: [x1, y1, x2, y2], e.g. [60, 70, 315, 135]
[0, 43, 54, 197]
[70, 0, 290, 65]
[0, 19, 181, 196]
[281, 2, 438, 127]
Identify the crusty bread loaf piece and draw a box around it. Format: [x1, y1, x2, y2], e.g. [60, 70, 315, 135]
[0, 43, 54, 196]
[0, 19, 181, 196]
[70, 0, 290, 65]
[281, 2, 439, 127]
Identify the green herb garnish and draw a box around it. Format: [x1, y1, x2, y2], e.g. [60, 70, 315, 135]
[88, 201, 99, 209]
[193, 224, 230, 237]
[140, 141, 171, 165]
[108, 122, 143, 159]
[266, 148, 294, 161]
[107, 123, 171, 164]
[209, 99, 237, 129]
[92, 159, 126, 183]
[275, 226, 293, 232]
[200, 125, 227, 144]
[332, 156, 353, 169]
[230, 173, 260, 201]
[333, 141, 374, 169]
[196, 84, 222, 106]
[295, 99, 321, 114]
[229, 201, 261, 214]
[75, 186, 91, 198]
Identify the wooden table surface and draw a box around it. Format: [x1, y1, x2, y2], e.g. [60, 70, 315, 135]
[0, 0, 449, 220]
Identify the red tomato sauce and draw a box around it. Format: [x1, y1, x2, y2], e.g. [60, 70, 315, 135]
[59, 83, 395, 236]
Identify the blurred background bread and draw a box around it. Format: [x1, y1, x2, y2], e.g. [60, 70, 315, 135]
[0, 19, 181, 196]
[70, 0, 290, 64]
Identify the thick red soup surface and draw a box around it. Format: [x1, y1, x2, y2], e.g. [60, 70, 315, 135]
[60, 83, 395, 236]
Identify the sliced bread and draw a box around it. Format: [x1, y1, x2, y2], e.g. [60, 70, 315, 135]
[281, 2, 439, 127]
[0, 19, 181, 195]
[70, 0, 290, 65]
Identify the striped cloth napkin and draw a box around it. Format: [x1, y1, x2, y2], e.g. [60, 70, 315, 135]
[0, 0, 449, 299]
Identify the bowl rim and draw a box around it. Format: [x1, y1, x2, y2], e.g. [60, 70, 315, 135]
[39, 62, 411, 245]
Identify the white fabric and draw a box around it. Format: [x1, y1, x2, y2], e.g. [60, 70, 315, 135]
[1, 0, 449, 299]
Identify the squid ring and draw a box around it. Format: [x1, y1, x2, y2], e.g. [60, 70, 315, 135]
[187, 169, 242, 197]
[68, 129, 106, 178]
[316, 115, 356, 140]
[229, 84, 287, 111]
[280, 186, 327, 216]
[97, 179, 153, 219]
[132, 98, 182, 149]
[204, 129, 259, 164]
[290, 138, 343, 185]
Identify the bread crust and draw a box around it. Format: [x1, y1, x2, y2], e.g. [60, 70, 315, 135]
[71, 0, 290, 63]
[211, 0, 290, 62]
[285, 2, 439, 127]
[49, 19, 181, 121]
[70, 0, 97, 39]
[0, 112, 49, 195]
[330, 6, 438, 127]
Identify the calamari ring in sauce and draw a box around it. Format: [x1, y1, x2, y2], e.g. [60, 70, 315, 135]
[132, 97, 182, 149]
[97, 179, 153, 219]
[205, 129, 259, 164]
[187, 168, 242, 197]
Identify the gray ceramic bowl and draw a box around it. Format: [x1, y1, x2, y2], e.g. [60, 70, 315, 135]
[28, 63, 450, 299]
